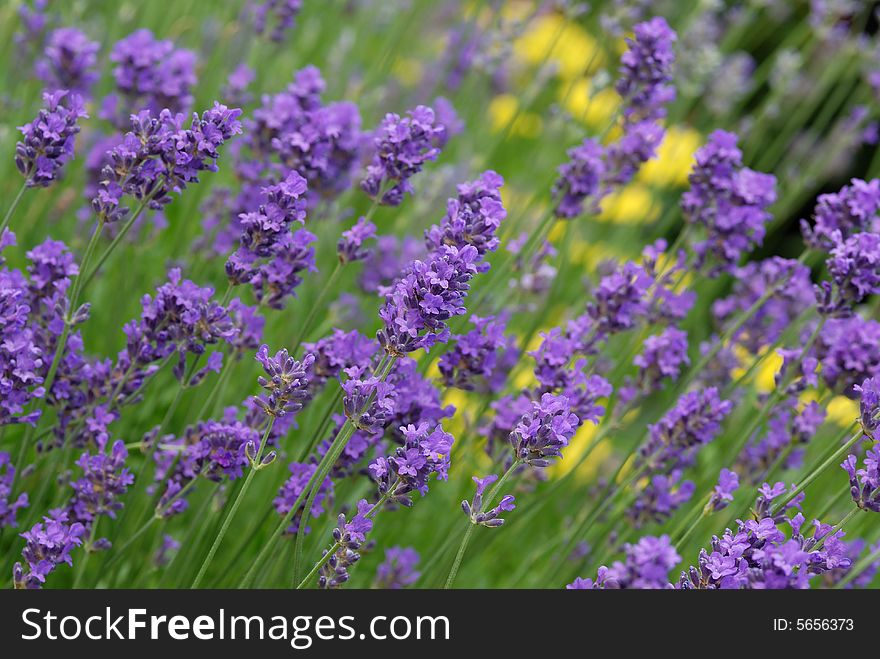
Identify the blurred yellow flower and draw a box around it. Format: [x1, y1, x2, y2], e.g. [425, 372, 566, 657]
[488, 94, 543, 138]
[514, 13, 604, 80]
[826, 396, 859, 428]
[639, 126, 701, 187]
[598, 183, 660, 224]
[558, 78, 620, 127]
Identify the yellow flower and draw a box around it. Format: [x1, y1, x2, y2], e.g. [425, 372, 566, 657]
[558, 79, 620, 127]
[826, 396, 859, 428]
[487, 95, 543, 138]
[639, 126, 701, 187]
[598, 183, 660, 225]
[514, 13, 604, 80]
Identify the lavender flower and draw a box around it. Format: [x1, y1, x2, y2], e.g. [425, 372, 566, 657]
[337, 217, 377, 264]
[253, 0, 302, 42]
[603, 120, 665, 188]
[510, 393, 579, 468]
[15, 90, 87, 187]
[823, 231, 880, 314]
[682, 130, 777, 273]
[319, 499, 373, 588]
[93, 103, 243, 221]
[35, 28, 99, 96]
[246, 66, 362, 199]
[304, 328, 377, 394]
[1, 244, 46, 427]
[341, 368, 396, 433]
[226, 171, 311, 298]
[616, 17, 677, 122]
[816, 316, 880, 394]
[254, 345, 315, 418]
[553, 138, 606, 219]
[439, 315, 511, 391]
[643, 388, 733, 458]
[361, 105, 445, 206]
[374, 546, 420, 589]
[369, 423, 455, 504]
[424, 170, 506, 264]
[712, 257, 814, 353]
[13, 512, 85, 589]
[709, 468, 739, 512]
[126, 268, 238, 382]
[0, 453, 28, 529]
[274, 462, 334, 534]
[842, 446, 880, 513]
[587, 261, 651, 334]
[634, 327, 690, 391]
[631, 388, 733, 523]
[801, 178, 880, 250]
[461, 474, 516, 528]
[570, 535, 680, 589]
[854, 376, 880, 435]
[67, 441, 133, 533]
[103, 29, 196, 126]
[679, 490, 851, 589]
[377, 244, 480, 355]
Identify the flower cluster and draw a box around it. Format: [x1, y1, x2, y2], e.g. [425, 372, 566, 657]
[568, 535, 680, 589]
[373, 546, 421, 589]
[337, 217, 377, 264]
[615, 16, 677, 122]
[245, 66, 362, 199]
[801, 178, 880, 250]
[633, 327, 690, 391]
[0, 453, 28, 529]
[509, 393, 579, 468]
[679, 487, 851, 589]
[15, 90, 87, 188]
[822, 231, 880, 315]
[93, 103, 243, 222]
[461, 474, 516, 528]
[102, 29, 197, 126]
[369, 423, 455, 504]
[226, 171, 318, 308]
[682, 130, 777, 273]
[842, 446, 880, 513]
[424, 170, 506, 263]
[35, 27, 99, 96]
[274, 462, 335, 535]
[439, 315, 512, 391]
[319, 499, 373, 588]
[361, 105, 445, 206]
[254, 345, 315, 419]
[253, 0, 302, 42]
[13, 513, 85, 589]
[816, 316, 880, 394]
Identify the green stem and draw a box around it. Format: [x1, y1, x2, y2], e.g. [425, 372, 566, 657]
[241, 356, 397, 588]
[0, 180, 28, 236]
[444, 460, 519, 589]
[295, 480, 400, 589]
[292, 357, 397, 585]
[772, 426, 863, 514]
[190, 419, 276, 588]
[80, 197, 152, 291]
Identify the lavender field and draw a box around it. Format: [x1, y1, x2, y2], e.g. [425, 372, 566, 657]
[1, 0, 879, 591]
